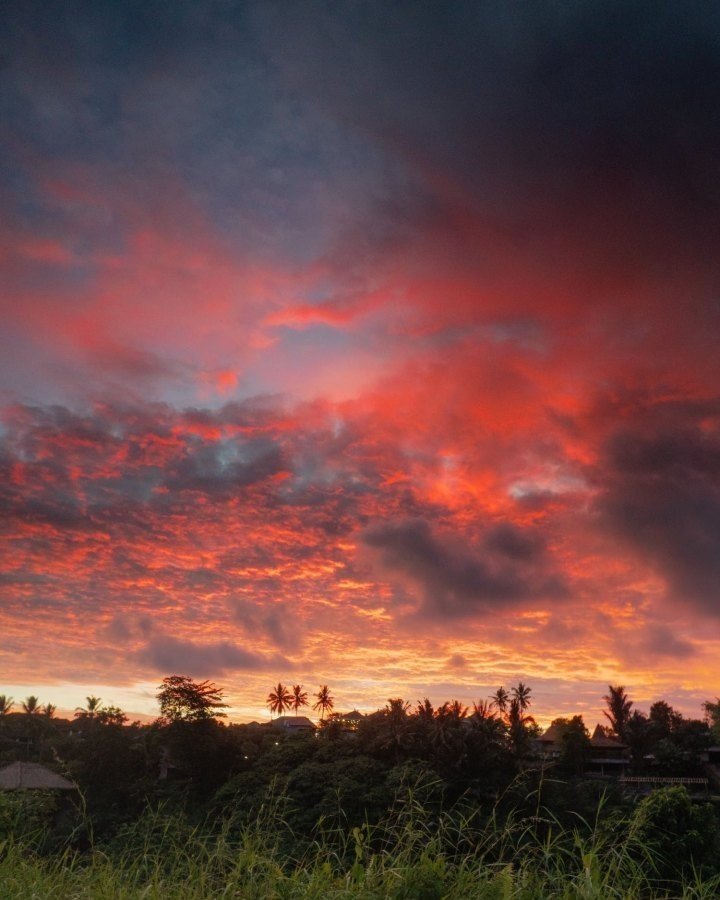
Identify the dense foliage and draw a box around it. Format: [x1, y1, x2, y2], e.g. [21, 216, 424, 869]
[1, 680, 720, 897]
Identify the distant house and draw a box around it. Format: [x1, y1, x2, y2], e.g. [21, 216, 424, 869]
[535, 722, 568, 759]
[587, 724, 630, 776]
[327, 710, 365, 732]
[0, 761, 75, 791]
[271, 715, 316, 733]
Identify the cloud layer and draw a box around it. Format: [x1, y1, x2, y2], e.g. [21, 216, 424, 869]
[1, 1, 719, 719]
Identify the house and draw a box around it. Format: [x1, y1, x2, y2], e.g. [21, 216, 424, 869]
[535, 722, 568, 760]
[0, 761, 75, 791]
[327, 710, 365, 732]
[271, 715, 316, 733]
[587, 724, 630, 776]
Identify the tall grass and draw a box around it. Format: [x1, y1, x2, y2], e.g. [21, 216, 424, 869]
[1, 783, 719, 899]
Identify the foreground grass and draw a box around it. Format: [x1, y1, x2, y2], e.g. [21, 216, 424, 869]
[1, 788, 719, 899]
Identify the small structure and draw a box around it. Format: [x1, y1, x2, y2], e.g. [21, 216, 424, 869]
[535, 722, 567, 760]
[327, 710, 365, 732]
[0, 761, 75, 791]
[587, 725, 630, 776]
[271, 715, 315, 733]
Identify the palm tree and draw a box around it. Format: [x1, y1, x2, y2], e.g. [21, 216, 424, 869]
[267, 683, 292, 718]
[75, 696, 102, 720]
[43, 703, 57, 718]
[291, 684, 308, 716]
[22, 696, 40, 715]
[313, 685, 334, 721]
[603, 685, 633, 741]
[472, 699, 494, 721]
[0, 695, 14, 716]
[415, 698, 435, 721]
[511, 682, 532, 713]
[507, 696, 536, 758]
[490, 686, 509, 714]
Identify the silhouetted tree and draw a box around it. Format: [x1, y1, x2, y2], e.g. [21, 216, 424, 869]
[0, 695, 14, 716]
[471, 699, 494, 721]
[97, 704, 128, 726]
[158, 675, 228, 722]
[313, 685, 334, 720]
[291, 684, 308, 716]
[22, 695, 40, 715]
[491, 686, 509, 714]
[75, 696, 103, 721]
[512, 682, 532, 713]
[267, 683, 293, 718]
[415, 698, 435, 721]
[42, 703, 56, 718]
[624, 710, 651, 768]
[603, 685, 633, 741]
[649, 700, 682, 740]
[703, 698, 720, 740]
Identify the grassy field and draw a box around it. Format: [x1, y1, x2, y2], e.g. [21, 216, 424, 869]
[2, 785, 720, 900]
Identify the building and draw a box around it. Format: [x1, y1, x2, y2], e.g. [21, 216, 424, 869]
[0, 761, 75, 791]
[271, 715, 316, 734]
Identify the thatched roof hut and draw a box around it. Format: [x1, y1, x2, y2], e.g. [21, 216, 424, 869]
[0, 761, 75, 791]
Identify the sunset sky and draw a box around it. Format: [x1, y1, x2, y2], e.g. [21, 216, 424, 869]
[2, 2, 720, 726]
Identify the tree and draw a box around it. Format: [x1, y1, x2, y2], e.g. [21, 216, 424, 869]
[97, 704, 128, 726]
[416, 698, 435, 721]
[506, 685, 536, 759]
[158, 675, 227, 722]
[703, 698, 720, 740]
[313, 685, 334, 721]
[75, 696, 103, 720]
[549, 716, 591, 774]
[491, 686, 509, 714]
[22, 695, 40, 715]
[471, 699, 494, 721]
[603, 685, 633, 741]
[291, 684, 308, 716]
[43, 703, 57, 718]
[512, 682, 532, 712]
[0, 695, 13, 716]
[630, 787, 719, 880]
[649, 700, 682, 740]
[267, 683, 293, 718]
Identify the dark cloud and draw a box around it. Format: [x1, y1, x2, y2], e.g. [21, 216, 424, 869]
[231, 598, 300, 652]
[596, 406, 720, 617]
[255, 1, 720, 251]
[484, 522, 545, 561]
[136, 634, 289, 677]
[362, 517, 568, 621]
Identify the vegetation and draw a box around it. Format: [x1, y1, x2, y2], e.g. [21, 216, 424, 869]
[1, 678, 719, 897]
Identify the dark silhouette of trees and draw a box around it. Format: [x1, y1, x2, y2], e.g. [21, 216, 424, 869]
[471, 699, 494, 721]
[703, 697, 720, 740]
[158, 675, 228, 722]
[491, 686, 509, 714]
[97, 705, 128, 726]
[415, 698, 435, 721]
[22, 695, 40, 715]
[291, 684, 308, 716]
[603, 685, 633, 741]
[43, 703, 57, 718]
[547, 716, 591, 775]
[313, 685, 334, 720]
[75, 696, 103, 721]
[0, 694, 14, 716]
[512, 682, 532, 712]
[267, 682, 293, 717]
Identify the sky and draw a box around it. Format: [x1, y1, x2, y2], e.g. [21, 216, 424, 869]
[1, 1, 720, 726]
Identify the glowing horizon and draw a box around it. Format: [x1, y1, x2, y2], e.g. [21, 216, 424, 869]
[2, 3, 719, 730]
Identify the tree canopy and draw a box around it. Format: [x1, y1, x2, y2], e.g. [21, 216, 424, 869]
[157, 675, 228, 722]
